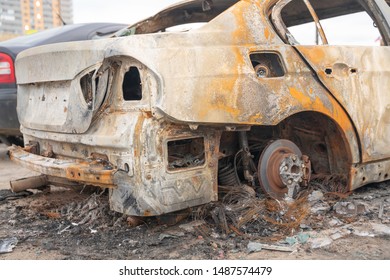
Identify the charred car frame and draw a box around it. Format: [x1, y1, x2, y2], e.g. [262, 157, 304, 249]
[9, 0, 390, 216]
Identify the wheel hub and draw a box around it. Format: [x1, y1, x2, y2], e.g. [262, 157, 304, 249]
[258, 140, 311, 199]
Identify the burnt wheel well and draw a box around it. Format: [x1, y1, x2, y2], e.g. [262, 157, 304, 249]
[217, 112, 352, 186]
[276, 112, 352, 176]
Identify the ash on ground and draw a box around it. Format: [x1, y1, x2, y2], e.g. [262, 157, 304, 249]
[1, 179, 390, 260]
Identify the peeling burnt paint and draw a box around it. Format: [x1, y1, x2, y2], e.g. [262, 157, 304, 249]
[9, 0, 390, 216]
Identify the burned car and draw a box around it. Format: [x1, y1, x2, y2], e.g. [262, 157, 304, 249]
[9, 0, 390, 216]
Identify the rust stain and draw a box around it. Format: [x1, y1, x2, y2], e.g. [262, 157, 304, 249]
[264, 27, 271, 40]
[231, 1, 255, 44]
[142, 111, 153, 119]
[9, 146, 116, 188]
[257, 1, 276, 42]
[65, 165, 114, 186]
[248, 112, 263, 123]
[134, 114, 144, 158]
[198, 4, 253, 121]
[198, 48, 244, 121]
[289, 87, 311, 107]
[199, 90, 242, 120]
[303, 47, 326, 64]
[143, 210, 152, 216]
[289, 87, 353, 133]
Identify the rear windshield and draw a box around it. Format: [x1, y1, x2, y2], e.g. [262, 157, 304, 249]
[116, 0, 239, 36]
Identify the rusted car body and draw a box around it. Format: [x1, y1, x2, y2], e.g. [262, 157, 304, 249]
[9, 0, 390, 216]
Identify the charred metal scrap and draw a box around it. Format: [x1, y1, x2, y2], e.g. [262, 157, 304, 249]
[9, 0, 390, 216]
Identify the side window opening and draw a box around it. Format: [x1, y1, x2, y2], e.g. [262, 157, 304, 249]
[288, 12, 381, 46]
[274, 0, 383, 46]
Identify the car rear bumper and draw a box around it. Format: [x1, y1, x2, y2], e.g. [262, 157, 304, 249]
[8, 145, 117, 188]
[0, 89, 20, 135]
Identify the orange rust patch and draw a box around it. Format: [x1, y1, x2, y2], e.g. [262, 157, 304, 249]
[301, 47, 326, 65]
[199, 3, 251, 121]
[231, 1, 254, 43]
[195, 1, 260, 122]
[198, 44, 245, 121]
[248, 112, 263, 123]
[143, 210, 152, 216]
[289, 87, 331, 114]
[289, 87, 353, 133]
[264, 27, 270, 40]
[198, 93, 242, 120]
[142, 111, 153, 119]
[66, 165, 115, 187]
[289, 87, 311, 107]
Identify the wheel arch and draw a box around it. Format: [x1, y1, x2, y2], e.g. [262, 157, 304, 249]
[276, 111, 357, 173]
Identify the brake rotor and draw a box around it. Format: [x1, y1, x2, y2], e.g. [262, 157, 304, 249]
[258, 139, 306, 199]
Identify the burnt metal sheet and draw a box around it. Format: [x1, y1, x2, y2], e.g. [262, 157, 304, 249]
[15, 42, 110, 84]
[295, 46, 390, 162]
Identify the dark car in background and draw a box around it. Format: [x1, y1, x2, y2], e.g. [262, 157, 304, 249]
[0, 22, 127, 145]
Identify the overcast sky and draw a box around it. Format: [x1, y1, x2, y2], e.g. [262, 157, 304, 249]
[73, 0, 182, 25]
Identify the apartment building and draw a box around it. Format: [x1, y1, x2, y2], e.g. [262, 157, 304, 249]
[0, 0, 73, 40]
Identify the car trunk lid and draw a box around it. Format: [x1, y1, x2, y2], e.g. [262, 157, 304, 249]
[15, 39, 113, 134]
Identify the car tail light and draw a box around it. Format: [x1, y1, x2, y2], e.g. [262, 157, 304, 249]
[0, 53, 16, 84]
